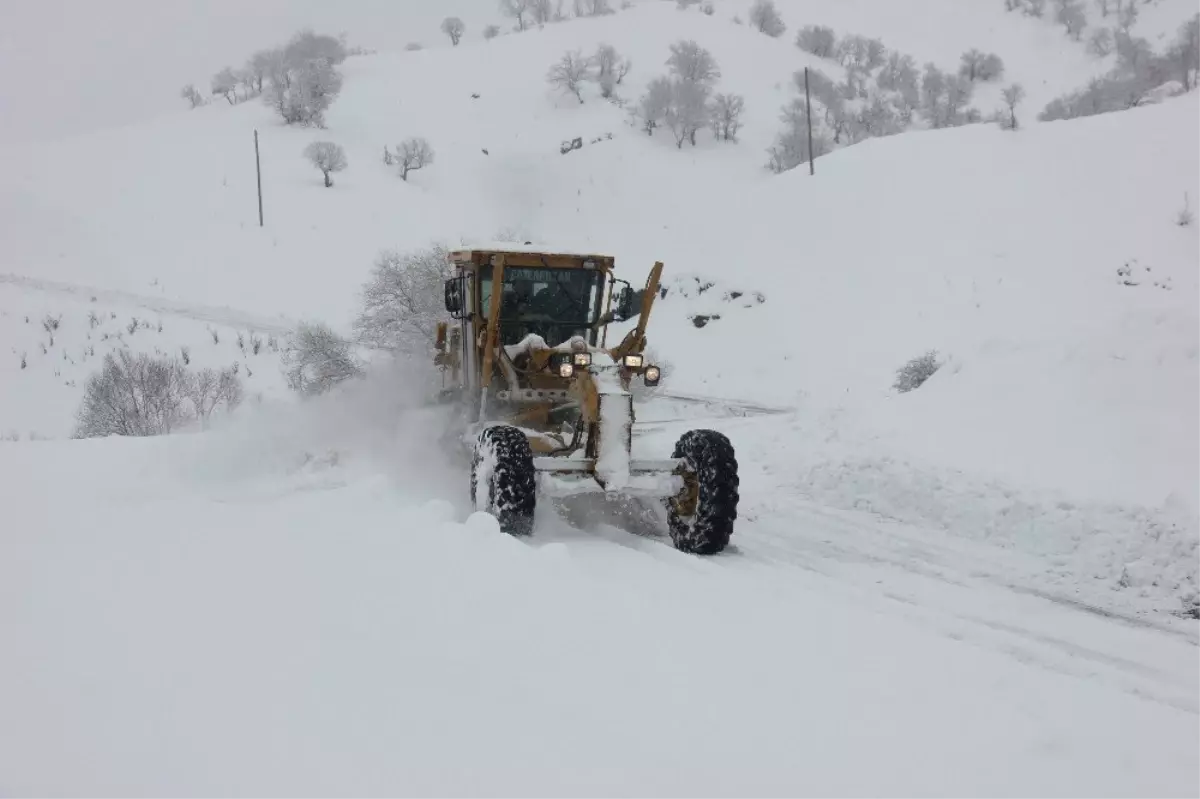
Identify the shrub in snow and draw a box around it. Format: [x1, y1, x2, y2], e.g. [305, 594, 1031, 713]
[1087, 28, 1115, 57]
[355, 243, 454, 356]
[186, 367, 243, 428]
[709, 92, 745, 141]
[441, 17, 466, 45]
[547, 50, 592, 103]
[748, 0, 786, 38]
[282, 321, 364, 397]
[593, 44, 631, 98]
[795, 25, 837, 59]
[180, 84, 203, 109]
[395, 137, 434, 181]
[303, 141, 348, 187]
[74, 350, 192, 437]
[666, 40, 721, 86]
[893, 350, 941, 393]
[405, 42, 423, 51]
[483, 24, 501, 40]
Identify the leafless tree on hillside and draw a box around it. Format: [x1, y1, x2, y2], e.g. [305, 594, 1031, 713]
[748, 0, 786, 37]
[547, 50, 592, 103]
[441, 16, 466, 45]
[501, 0, 532, 31]
[396, 137, 434, 181]
[303, 141, 348, 187]
[355, 244, 454, 356]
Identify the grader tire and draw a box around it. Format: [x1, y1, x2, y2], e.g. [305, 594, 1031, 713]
[667, 429, 739, 555]
[471, 425, 537, 536]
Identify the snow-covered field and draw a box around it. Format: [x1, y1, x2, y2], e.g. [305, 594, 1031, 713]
[1, 0, 1197, 793]
[2, 381, 1197, 796]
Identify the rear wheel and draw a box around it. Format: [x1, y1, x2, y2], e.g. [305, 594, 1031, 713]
[471, 425, 537, 536]
[667, 429, 739, 554]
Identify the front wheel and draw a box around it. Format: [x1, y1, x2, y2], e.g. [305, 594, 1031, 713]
[667, 429, 739, 554]
[471, 425, 537, 536]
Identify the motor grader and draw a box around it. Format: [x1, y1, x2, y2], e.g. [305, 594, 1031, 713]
[433, 244, 739, 555]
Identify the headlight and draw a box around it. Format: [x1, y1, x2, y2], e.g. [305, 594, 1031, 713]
[558, 362, 575, 378]
[573, 352, 592, 368]
[643, 365, 661, 386]
[623, 354, 644, 369]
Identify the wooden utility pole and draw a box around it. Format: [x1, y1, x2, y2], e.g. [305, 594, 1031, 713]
[803, 67, 815, 176]
[254, 129, 264, 227]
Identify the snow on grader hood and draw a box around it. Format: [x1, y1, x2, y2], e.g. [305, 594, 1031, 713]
[434, 246, 739, 555]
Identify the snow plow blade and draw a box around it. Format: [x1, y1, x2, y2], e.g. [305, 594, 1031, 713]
[533, 458, 685, 497]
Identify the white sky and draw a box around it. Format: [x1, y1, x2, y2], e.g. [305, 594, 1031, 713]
[0, 0, 507, 144]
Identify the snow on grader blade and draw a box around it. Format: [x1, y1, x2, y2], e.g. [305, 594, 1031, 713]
[433, 245, 739, 555]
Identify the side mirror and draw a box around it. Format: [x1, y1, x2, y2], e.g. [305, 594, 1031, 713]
[444, 277, 466, 319]
[611, 280, 637, 322]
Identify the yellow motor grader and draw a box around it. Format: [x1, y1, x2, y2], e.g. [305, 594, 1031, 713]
[433, 244, 738, 554]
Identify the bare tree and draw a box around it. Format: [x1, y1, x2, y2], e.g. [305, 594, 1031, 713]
[709, 93, 745, 141]
[547, 49, 592, 103]
[180, 84, 203, 109]
[396, 137, 434, 180]
[594, 43, 631, 97]
[501, 0, 532, 31]
[795, 24, 837, 58]
[282, 322, 364, 397]
[355, 244, 454, 356]
[1055, 0, 1088, 40]
[748, 0, 786, 37]
[1166, 14, 1199, 91]
[666, 40, 721, 86]
[664, 79, 710, 147]
[837, 35, 887, 72]
[246, 50, 274, 93]
[636, 76, 674, 134]
[303, 141, 348, 187]
[766, 99, 831, 173]
[263, 55, 343, 127]
[283, 29, 347, 69]
[959, 49, 1005, 81]
[211, 67, 238, 103]
[530, 0, 554, 24]
[1000, 83, 1026, 130]
[574, 0, 613, 15]
[74, 350, 192, 438]
[441, 17, 466, 45]
[483, 24, 501, 40]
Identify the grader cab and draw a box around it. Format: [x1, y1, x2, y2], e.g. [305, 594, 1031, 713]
[434, 245, 738, 555]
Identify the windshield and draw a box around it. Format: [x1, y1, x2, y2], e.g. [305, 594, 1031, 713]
[479, 265, 603, 347]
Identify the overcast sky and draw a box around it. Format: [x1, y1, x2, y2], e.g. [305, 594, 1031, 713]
[0, 0, 506, 144]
